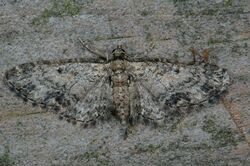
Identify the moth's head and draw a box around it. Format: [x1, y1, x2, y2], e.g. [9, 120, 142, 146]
[112, 45, 126, 60]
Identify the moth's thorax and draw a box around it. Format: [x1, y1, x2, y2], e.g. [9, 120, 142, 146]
[111, 60, 127, 71]
[111, 60, 129, 87]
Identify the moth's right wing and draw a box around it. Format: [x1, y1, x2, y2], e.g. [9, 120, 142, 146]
[128, 61, 229, 122]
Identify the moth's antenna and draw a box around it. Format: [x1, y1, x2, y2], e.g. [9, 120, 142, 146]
[106, 53, 109, 61]
[134, 53, 138, 59]
[78, 38, 84, 46]
[78, 38, 108, 61]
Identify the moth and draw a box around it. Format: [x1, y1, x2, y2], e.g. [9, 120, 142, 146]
[4, 39, 229, 138]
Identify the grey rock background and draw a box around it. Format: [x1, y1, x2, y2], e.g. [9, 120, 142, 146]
[0, 0, 249, 165]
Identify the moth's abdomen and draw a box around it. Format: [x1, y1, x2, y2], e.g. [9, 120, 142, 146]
[113, 85, 130, 122]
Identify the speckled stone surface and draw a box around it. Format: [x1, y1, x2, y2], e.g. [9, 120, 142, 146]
[0, 0, 249, 165]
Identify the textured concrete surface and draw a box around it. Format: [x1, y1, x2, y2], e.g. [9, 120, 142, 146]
[0, 0, 249, 165]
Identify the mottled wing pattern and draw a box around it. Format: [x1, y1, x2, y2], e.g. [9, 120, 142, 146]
[62, 74, 113, 125]
[4, 59, 113, 125]
[129, 62, 229, 123]
[135, 82, 166, 125]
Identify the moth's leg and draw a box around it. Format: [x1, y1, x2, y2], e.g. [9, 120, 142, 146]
[79, 38, 109, 61]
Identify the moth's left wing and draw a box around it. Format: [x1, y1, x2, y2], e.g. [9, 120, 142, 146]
[128, 62, 229, 120]
[4, 59, 113, 124]
[61, 74, 114, 125]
